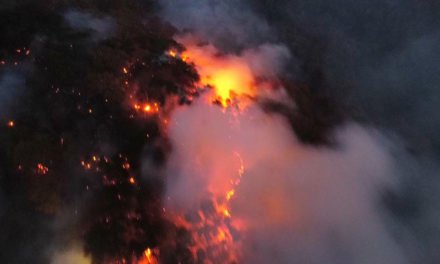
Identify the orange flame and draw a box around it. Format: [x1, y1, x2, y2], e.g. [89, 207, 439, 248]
[163, 37, 268, 263]
[133, 102, 160, 114]
[137, 248, 158, 264]
[167, 151, 246, 263]
[171, 38, 256, 107]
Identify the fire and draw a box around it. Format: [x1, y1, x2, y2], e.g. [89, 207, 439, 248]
[203, 67, 252, 106]
[36, 163, 49, 175]
[167, 50, 177, 58]
[226, 190, 235, 201]
[162, 36, 264, 262]
[166, 151, 246, 263]
[170, 38, 256, 107]
[137, 248, 158, 264]
[129, 177, 135, 184]
[133, 102, 160, 114]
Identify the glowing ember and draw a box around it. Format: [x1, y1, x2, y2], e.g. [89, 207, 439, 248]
[133, 102, 160, 114]
[137, 248, 158, 264]
[129, 177, 135, 184]
[122, 162, 131, 170]
[167, 50, 177, 58]
[36, 163, 49, 175]
[7, 120, 14, 127]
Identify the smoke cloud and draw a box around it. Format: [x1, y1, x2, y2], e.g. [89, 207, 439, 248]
[50, 245, 91, 264]
[64, 10, 116, 41]
[160, 0, 440, 263]
[160, 0, 274, 50]
[165, 90, 413, 263]
[1, 0, 439, 263]
[0, 70, 25, 117]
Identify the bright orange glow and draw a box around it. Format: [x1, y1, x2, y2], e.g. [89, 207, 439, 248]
[163, 36, 267, 263]
[223, 209, 231, 217]
[202, 67, 253, 106]
[173, 38, 255, 107]
[133, 102, 159, 114]
[226, 190, 235, 201]
[166, 151, 246, 263]
[144, 104, 151, 112]
[145, 248, 152, 260]
[122, 67, 128, 74]
[7, 120, 14, 127]
[137, 248, 158, 264]
[129, 177, 135, 184]
[168, 50, 177, 57]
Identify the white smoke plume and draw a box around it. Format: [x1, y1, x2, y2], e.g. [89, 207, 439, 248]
[160, 0, 274, 50]
[165, 88, 412, 263]
[158, 0, 438, 263]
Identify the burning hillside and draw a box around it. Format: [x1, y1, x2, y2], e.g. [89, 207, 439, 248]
[2, 1, 440, 264]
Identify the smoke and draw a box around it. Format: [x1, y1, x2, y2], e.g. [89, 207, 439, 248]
[160, 0, 274, 50]
[0, 0, 438, 263]
[165, 89, 415, 263]
[50, 245, 91, 264]
[246, 0, 440, 149]
[353, 31, 440, 150]
[64, 10, 116, 41]
[235, 125, 406, 264]
[0, 70, 25, 117]
[160, 0, 440, 263]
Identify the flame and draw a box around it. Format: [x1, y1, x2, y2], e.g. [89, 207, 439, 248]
[137, 248, 158, 264]
[170, 38, 256, 107]
[166, 151, 246, 263]
[226, 190, 235, 201]
[133, 102, 160, 114]
[168, 50, 177, 58]
[162, 37, 261, 262]
[7, 120, 14, 127]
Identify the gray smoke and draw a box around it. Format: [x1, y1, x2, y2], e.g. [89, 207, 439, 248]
[64, 10, 116, 41]
[160, 1, 440, 263]
[160, 0, 274, 51]
[0, 70, 25, 118]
